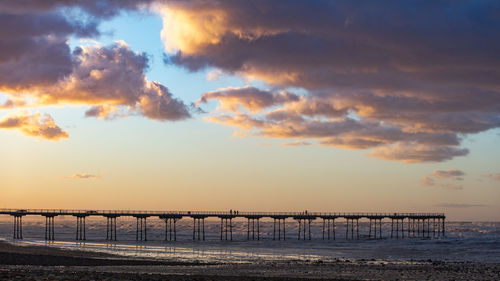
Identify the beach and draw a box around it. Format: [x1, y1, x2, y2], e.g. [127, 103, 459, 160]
[1, 241, 499, 281]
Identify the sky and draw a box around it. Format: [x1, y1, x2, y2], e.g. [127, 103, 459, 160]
[0, 0, 499, 221]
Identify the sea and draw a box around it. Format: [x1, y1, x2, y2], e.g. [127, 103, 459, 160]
[1, 216, 499, 263]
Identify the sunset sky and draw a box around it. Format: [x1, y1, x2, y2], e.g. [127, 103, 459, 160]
[1, 0, 499, 221]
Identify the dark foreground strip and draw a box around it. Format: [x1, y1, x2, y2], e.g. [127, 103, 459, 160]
[0, 268, 352, 281]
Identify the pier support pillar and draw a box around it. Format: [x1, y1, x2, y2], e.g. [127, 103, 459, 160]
[12, 215, 24, 239]
[135, 216, 148, 241]
[345, 218, 359, 239]
[443, 217, 446, 237]
[368, 218, 382, 239]
[427, 218, 431, 238]
[422, 218, 426, 238]
[391, 218, 405, 239]
[379, 218, 382, 238]
[432, 218, 436, 238]
[163, 217, 179, 241]
[272, 218, 286, 240]
[219, 217, 232, 241]
[75, 216, 86, 241]
[401, 218, 405, 238]
[408, 218, 411, 237]
[369, 218, 372, 238]
[296, 218, 314, 240]
[192, 217, 205, 241]
[106, 216, 118, 241]
[440, 218, 444, 237]
[321, 218, 336, 240]
[246, 218, 260, 240]
[44, 216, 56, 241]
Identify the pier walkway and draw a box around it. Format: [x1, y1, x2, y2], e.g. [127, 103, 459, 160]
[0, 209, 445, 242]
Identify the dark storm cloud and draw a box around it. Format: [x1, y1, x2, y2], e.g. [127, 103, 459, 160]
[161, 0, 500, 162]
[0, 11, 98, 88]
[0, 0, 153, 18]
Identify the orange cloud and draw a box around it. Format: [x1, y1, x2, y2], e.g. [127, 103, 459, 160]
[281, 141, 311, 147]
[0, 111, 68, 141]
[370, 143, 467, 163]
[196, 87, 468, 163]
[66, 173, 101, 180]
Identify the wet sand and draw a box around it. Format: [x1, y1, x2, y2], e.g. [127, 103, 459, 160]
[1, 241, 499, 280]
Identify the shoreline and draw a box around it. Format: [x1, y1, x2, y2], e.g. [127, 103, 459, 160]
[0, 241, 208, 266]
[1, 241, 499, 280]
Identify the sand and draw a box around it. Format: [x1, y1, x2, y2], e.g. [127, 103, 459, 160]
[1, 241, 499, 280]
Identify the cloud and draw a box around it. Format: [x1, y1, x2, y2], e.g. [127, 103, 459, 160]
[438, 183, 463, 190]
[483, 173, 500, 181]
[0, 111, 68, 140]
[366, 142, 468, 163]
[33, 42, 192, 121]
[159, 0, 500, 162]
[67, 173, 101, 180]
[432, 169, 465, 180]
[0, 1, 153, 19]
[2, 41, 192, 123]
[206, 69, 224, 81]
[0, 1, 191, 140]
[281, 141, 311, 147]
[421, 176, 435, 187]
[197, 86, 299, 113]
[84, 105, 121, 120]
[436, 203, 487, 208]
[420, 169, 465, 190]
[0, 12, 96, 90]
[196, 87, 468, 162]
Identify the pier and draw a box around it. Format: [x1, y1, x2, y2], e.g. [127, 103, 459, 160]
[0, 209, 445, 241]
